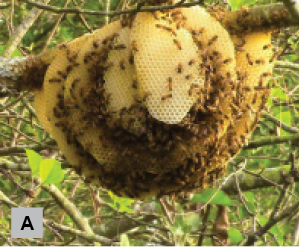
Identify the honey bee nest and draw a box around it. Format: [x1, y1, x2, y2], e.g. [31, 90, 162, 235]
[33, 6, 274, 199]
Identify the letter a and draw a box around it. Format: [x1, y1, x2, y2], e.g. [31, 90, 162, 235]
[21, 216, 34, 230]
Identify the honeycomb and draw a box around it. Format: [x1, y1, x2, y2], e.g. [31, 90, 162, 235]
[32, 5, 274, 199]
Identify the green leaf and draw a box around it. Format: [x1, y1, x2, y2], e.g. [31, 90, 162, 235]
[267, 97, 273, 107]
[184, 214, 200, 231]
[107, 191, 135, 213]
[11, 49, 22, 58]
[275, 111, 292, 126]
[0, 45, 22, 57]
[243, 192, 255, 213]
[25, 149, 42, 175]
[227, 0, 255, 10]
[285, 54, 298, 62]
[258, 215, 283, 245]
[120, 234, 130, 246]
[188, 189, 232, 206]
[39, 159, 64, 184]
[228, 228, 244, 244]
[271, 88, 289, 101]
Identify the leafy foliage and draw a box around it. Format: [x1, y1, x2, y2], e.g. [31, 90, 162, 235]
[0, 0, 299, 246]
[26, 149, 64, 184]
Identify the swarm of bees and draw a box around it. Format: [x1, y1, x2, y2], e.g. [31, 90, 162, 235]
[31, 4, 275, 199]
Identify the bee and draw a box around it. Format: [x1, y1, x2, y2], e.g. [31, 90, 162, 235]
[70, 87, 77, 100]
[132, 79, 138, 89]
[113, 44, 126, 50]
[194, 39, 203, 50]
[207, 105, 217, 112]
[71, 78, 80, 89]
[156, 24, 170, 31]
[188, 58, 196, 66]
[177, 63, 183, 73]
[263, 44, 272, 50]
[235, 36, 246, 47]
[269, 53, 277, 63]
[168, 77, 173, 91]
[256, 112, 261, 120]
[218, 89, 225, 99]
[254, 86, 267, 90]
[103, 61, 114, 71]
[252, 92, 258, 104]
[161, 93, 172, 101]
[261, 72, 272, 77]
[53, 108, 62, 118]
[57, 70, 67, 79]
[256, 59, 265, 65]
[208, 35, 218, 46]
[186, 74, 193, 80]
[134, 95, 143, 104]
[67, 52, 78, 63]
[55, 120, 65, 128]
[57, 93, 63, 100]
[72, 61, 80, 67]
[119, 107, 127, 117]
[93, 40, 99, 49]
[153, 11, 162, 20]
[223, 58, 233, 64]
[188, 28, 196, 36]
[188, 84, 198, 96]
[173, 39, 182, 50]
[235, 46, 245, 52]
[102, 37, 109, 45]
[79, 87, 85, 98]
[246, 103, 255, 112]
[83, 57, 89, 64]
[176, 20, 184, 29]
[211, 50, 219, 57]
[171, 10, 182, 17]
[132, 41, 139, 52]
[129, 53, 134, 65]
[49, 78, 61, 83]
[258, 77, 264, 86]
[143, 91, 152, 101]
[246, 53, 254, 65]
[197, 27, 205, 34]
[59, 43, 68, 50]
[119, 60, 126, 70]
[170, 28, 177, 36]
[66, 65, 73, 73]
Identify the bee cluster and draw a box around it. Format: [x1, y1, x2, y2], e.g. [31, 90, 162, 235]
[33, 5, 275, 199]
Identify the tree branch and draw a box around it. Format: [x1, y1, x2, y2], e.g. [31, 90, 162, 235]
[222, 165, 295, 195]
[2, 0, 51, 58]
[0, 139, 57, 156]
[43, 219, 114, 245]
[0, 189, 113, 245]
[92, 202, 159, 238]
[244, 201, 299, 245]
[244, 133, 299, 149]
[0, 3, 11, 9]
[42, 184, 94, 234]
[1, 3, 298, 92]
[262, 112, 299, 134]
[220, 3, 297, 33]
[21, 0, 204, 16]
[275, 60, 299, 71]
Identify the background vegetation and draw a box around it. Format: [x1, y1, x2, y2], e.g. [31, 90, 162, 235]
[1, 0, 299, 245]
